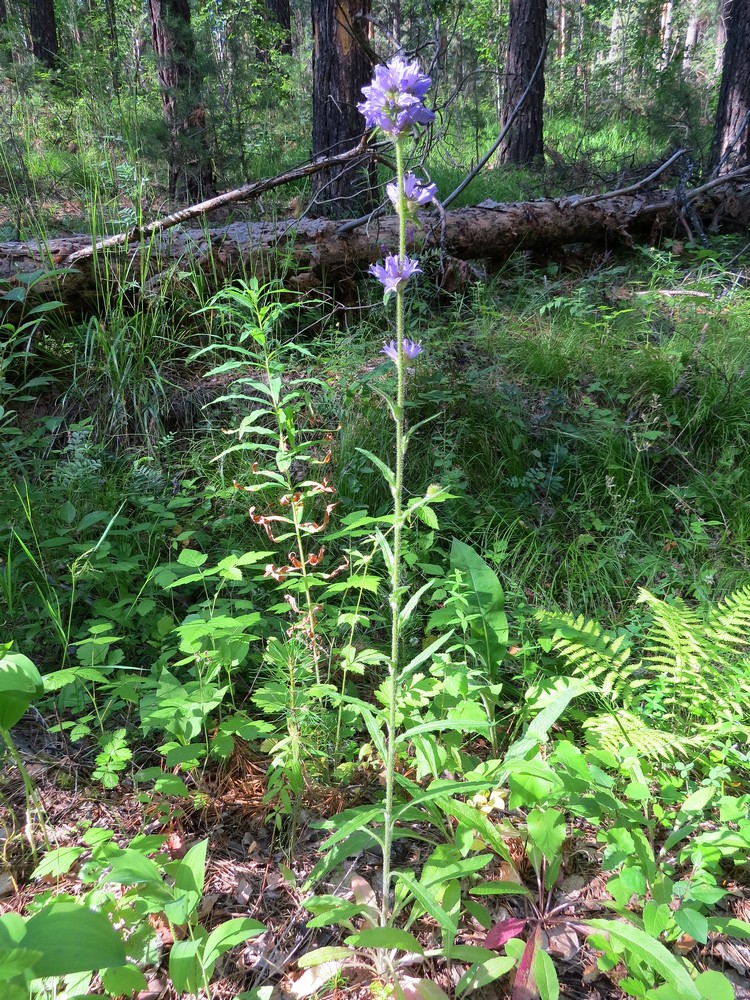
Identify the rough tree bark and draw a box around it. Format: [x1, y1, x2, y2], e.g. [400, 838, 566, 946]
[710, 0, 750, 174]
[4, 175, 749, 316]
[311, 0, 375, 218]
[498, 0, 546, 164]
[147, 0, 215, 201]
[29, 0, 59, 69]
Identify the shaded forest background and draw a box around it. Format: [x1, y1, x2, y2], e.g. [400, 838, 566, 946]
[0, 0, 746, 231]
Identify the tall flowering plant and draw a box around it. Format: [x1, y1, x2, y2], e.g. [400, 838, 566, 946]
[359, 55, 436, 923]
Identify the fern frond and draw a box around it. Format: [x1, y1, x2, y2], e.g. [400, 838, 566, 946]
[707, 583, 750, 653]
[636, 589, 735, 721]
[535, 610, 632, 702]
[582, 710, 710, 762]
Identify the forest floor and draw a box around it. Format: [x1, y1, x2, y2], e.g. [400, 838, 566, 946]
[3, 228, 750, 1000]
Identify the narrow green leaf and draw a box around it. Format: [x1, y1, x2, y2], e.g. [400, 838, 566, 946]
[533, 946, 560, 1000]
[471, 882, 531, 897]
[585, 920, 701, 998]
[356, 447, 395, 487]
[394, 871, 458, 936]
[168, 937, 203, 996]
[456, 956, 516, 996]
[297, 946, 354, 969]
[345, 927, 424, 955]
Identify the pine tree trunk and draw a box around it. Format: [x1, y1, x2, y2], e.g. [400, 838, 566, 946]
[711, 0, 750, 174]
[29, 0, 59, 69]
[310, 0, 375, 218]
[498, 0, 546, 165]
[147, 0, 215, 201]
[6, 183, 750, 315]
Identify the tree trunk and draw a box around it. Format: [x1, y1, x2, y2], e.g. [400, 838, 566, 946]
[147, 0, 215, 201]
[29, 0, 59, 69]
[103, 0, 121, 93]
[310, 0, 376, 218]
[682, 0, 701, 75]
[659, 0, 674, 70]
[710, 0, 750, 174]
[0, 0, 11, 65]
[714, 0, 728, 76]
[498, 0, 546, 165]
[6, 182, 749, 315]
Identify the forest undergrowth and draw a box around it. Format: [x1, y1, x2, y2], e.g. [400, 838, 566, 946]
[3, 225, 750, 1000]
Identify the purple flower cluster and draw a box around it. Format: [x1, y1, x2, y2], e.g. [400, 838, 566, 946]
[358, 55, 435, 137]
[386, 172, 437, 214]
[382, 339, 423, 363]
[369, 254, 422, 296]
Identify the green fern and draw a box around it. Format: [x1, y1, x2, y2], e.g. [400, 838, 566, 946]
[536, 586, 750, 760]
[535, 611, 634, 703]
[581, 711, 708, 762]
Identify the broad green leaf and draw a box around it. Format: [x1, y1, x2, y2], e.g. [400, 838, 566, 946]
[695, 970, 735, 1000]
[0, 946, 43, 979]
[23, 904, 127, 976]
[101, 964, 148, 996]
[0, 650, 44, 729]
[203, 918, 266, 971]
[165, 838, 208, 924]
[0, 913, 26, 947]
[677, 786, 715, 818]
[674, 906, 708, 945]
[102, 849, 166, 888]
[177, 549, 209, 568]
[32, 847, 85, 880]
[707, 917, 750, 939]
[526, 808, 566, 863]
[585, 920, 701, 998]
[643, 901, 672, 938]
[345, 928, 424, 955]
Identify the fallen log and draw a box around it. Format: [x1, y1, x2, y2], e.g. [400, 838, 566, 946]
[1, 163, 748, 316]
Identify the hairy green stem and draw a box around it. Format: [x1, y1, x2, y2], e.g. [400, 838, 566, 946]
[264, 350, 323, 686]
[381, 138, 408, 924]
